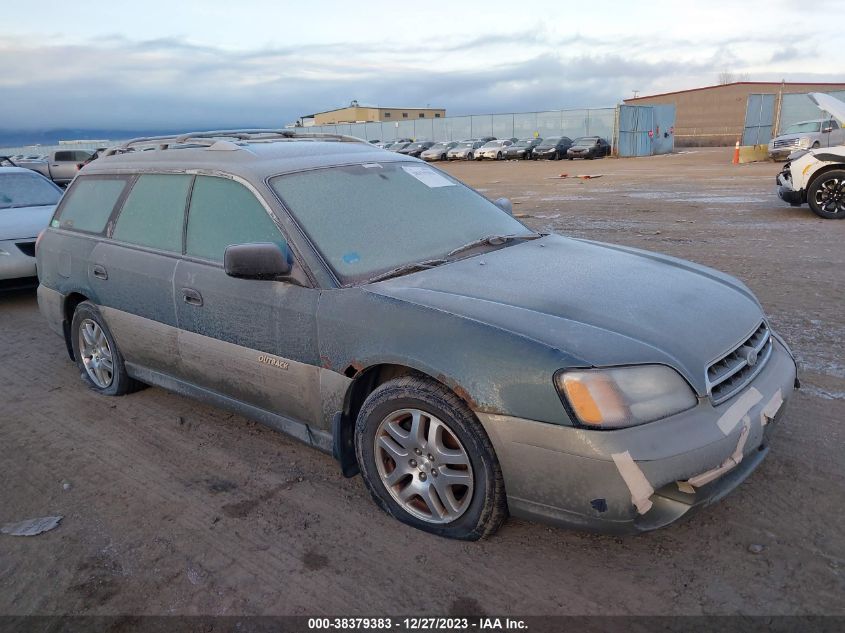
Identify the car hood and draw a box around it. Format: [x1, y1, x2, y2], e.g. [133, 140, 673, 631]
[367, 234, 764, 394]
[0, 204, 55, 240]
[809, 92, 845, 123]
[811, 146, 845, 161]
[770, 133, 814, 144]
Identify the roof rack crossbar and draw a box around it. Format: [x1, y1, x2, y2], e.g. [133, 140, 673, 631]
[103, 129, 365, 156]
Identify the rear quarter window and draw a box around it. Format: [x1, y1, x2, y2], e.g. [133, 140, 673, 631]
[55, 177, 130, 234]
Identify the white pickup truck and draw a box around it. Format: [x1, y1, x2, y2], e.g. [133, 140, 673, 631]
[777, 93, 845, 219]
[18, 149, 93, 186]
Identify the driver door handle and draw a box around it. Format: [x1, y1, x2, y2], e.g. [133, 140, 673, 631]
[182, 288, 203, 307]
[92, 264, 108, 280]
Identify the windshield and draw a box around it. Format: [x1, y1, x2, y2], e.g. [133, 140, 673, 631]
[270, 163, 531, 283]
[458, 141, 476, 148]
[481, 141, 501, 148]
[537, 137, 560, 148]
[0, 172, 62, 209]
[784, 121, 821, 134]
[407, 142, 428, 150]
[514, 139, 533, 147]
[573, 137, 598, 146]
[429, 143, 450, 151]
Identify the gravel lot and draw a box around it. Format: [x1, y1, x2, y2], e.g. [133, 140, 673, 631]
[1, 147, 843, 617]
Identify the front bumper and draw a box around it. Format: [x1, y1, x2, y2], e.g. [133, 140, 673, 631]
[0, 238, 37, 282]
[476, 338, 797, 533]
[776, 171, 804, 205]
[769, 146, 804, 160]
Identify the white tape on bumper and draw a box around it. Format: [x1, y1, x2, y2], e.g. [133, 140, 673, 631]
[611, 450, 654, 515]
[679, 417, 752, 490]
[717, 387, 763, 435]
[760, 388, 783, 426]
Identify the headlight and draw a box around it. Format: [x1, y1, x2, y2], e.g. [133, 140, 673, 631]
[798, 137, 811, 148]
[555, 365, 697, 429]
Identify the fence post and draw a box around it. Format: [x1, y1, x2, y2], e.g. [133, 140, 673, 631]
[611, 105, 620, 157]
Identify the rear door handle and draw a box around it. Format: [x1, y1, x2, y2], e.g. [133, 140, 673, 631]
[182, 287, 203, 306]
[92, 264, 108, 280]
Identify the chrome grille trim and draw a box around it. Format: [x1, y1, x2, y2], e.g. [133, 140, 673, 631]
[773, 138, 800, 149]
[706, 321, 772, 405]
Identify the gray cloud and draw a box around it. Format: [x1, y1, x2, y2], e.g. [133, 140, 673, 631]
[0, 33, 841, 134]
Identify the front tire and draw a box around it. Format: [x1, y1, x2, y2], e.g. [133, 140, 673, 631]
[808, 169, 845, 219]
[355, 375, 507, 540]
[71, 301, 142, 395]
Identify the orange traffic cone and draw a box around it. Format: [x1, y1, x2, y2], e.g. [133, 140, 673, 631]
[732, 141, 740, 164]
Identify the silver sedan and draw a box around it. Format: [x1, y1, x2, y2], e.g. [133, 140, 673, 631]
[0, 167, 62, 288]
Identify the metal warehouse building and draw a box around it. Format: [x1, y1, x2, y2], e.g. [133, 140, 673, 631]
[625, 81, 845, 146]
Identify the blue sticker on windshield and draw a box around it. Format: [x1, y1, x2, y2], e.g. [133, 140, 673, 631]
[342, 252, 361, 264]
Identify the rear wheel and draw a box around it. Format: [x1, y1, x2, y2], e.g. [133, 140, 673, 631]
[808, 169, 845, 219]
[71, 301, 143, 395]
[355, 375, 507, 540]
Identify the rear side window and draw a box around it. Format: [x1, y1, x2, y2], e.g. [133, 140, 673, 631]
[112, 174, 192, 252]
[54, 151, 73, 161]
[186, 176, 282, 262]
[56, 177, 130, 234]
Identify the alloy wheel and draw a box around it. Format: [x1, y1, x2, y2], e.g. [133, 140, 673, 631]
[374, 408, 474, 524]
[815, 177, 845, 216]
[78, 319, 114, 388]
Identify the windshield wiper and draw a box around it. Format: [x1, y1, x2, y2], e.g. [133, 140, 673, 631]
[364, 233, 543, 284]
[365, 258, 449, 284]
[445, 232, 543, 259]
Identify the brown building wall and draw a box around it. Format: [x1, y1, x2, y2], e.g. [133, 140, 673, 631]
[313, 107, 446, 125]
[625, 82, 845, 147]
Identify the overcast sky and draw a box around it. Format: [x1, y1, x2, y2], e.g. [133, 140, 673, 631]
[2, 0, 842, 131]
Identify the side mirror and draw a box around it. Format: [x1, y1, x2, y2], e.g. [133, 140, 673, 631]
[822, 127, 833, 134]
[494, 197, 513, 216]
[224, 242, 292, 280]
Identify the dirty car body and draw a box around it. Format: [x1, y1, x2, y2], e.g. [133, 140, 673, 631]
[37, 130, 797, 537]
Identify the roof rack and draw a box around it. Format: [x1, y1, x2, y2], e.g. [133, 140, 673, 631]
[103, 129, 366, 156]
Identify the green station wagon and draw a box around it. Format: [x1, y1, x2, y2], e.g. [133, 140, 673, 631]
[37, 130, 798, 539]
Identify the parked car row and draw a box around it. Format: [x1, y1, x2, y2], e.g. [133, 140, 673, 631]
[5, 149, 95, 186]
[371, 136, 611, 161]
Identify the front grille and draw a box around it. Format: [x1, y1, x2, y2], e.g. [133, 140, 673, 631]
[15, 241, 36, 257]
[706, 322, 772, 405]
[773, 138, 799, 149]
